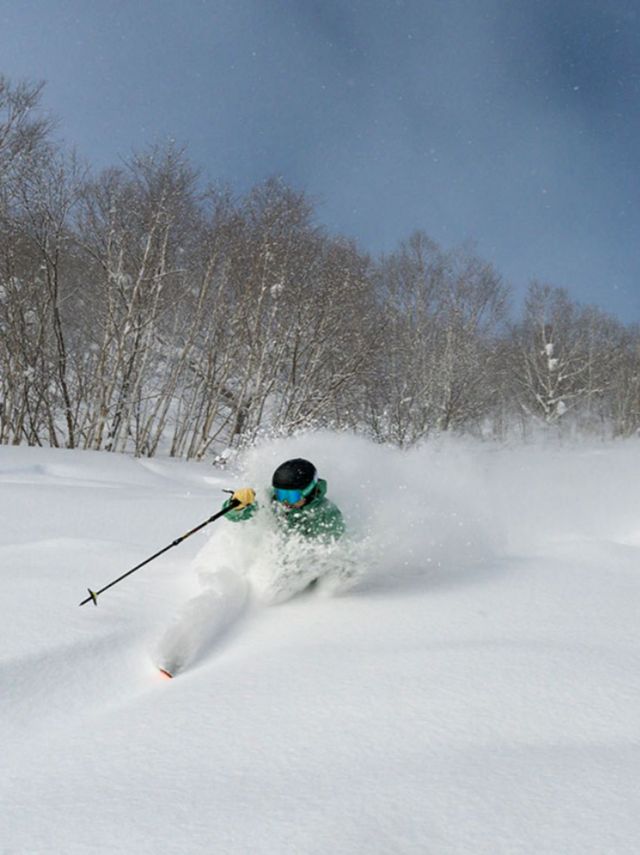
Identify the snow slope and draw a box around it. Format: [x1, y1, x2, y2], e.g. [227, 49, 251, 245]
[1, 433, 639, 854]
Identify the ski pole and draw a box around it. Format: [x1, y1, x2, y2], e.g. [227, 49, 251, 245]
[79, 498, 240, 607]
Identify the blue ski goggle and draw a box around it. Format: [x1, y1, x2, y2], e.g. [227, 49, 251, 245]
[273, 480, 317, 505]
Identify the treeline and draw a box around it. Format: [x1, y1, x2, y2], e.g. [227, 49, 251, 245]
[1, 77, 639, 457]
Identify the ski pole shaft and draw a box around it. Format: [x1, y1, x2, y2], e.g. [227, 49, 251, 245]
[79, 499, 240, 607]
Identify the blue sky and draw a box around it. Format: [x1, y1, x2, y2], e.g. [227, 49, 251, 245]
[1, 0, 639, 319]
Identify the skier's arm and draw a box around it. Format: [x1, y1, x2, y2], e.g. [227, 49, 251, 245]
[223, 487, 258, 522]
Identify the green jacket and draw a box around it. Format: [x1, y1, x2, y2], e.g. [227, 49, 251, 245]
[223, 478, 345, 542]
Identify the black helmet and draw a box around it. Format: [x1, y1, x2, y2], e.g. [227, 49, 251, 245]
[272, 458, 317, 490]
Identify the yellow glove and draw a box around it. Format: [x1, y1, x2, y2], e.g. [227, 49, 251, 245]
[231, 487, 256, 510]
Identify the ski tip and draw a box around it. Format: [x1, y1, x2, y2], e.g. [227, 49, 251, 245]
[158, 667, 174, 680]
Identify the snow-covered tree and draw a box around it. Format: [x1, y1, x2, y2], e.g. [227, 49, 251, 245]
[360, 234, 507, 445]
[509, 282, 625, 431]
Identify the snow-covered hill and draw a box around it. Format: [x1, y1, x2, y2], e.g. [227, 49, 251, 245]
[2, 433, 639, 854]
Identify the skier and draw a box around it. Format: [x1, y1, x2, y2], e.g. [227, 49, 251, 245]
[224, 458, 345, 542]
[154, 459, 347, 677]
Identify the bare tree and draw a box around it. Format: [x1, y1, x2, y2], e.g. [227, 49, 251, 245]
[360, 234, 508, 445]
[0, 76, 52, 189]
[509, 283, 625, 432]
[603, 325, 640, 437]
[0, 77, 60, 446]
[75, 145, 202, 453]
